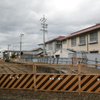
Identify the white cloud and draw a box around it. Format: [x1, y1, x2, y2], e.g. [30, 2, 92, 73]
[0, 0, 100, 50]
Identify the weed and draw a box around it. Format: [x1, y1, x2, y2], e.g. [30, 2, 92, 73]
[39, 94, 46, 99]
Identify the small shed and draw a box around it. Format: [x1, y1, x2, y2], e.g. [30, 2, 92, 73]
[54, 49, 74, 58]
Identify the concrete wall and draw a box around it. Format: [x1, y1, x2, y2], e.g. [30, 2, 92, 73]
[54, 49, 69, 58]
[87, 54, 100, 61]
[62, 40, 67, 49]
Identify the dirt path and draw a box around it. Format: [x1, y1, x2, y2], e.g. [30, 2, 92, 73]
[36, 64, 100, 74]
[0, 89, 100, 100]
[0, 64, 33, 74]
[0, 62, 100, 74]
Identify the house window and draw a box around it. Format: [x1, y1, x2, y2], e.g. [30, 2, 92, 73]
[62, 40, 66, 44]
[56, 44, 61, 49]
[79, 35, 86, 46]
[71, 38, 76, 47]
[90, 51, 98, 53]
[89, 32, 98, 44]
[56, 41, 62, 44]
[56, 41, 62, 49]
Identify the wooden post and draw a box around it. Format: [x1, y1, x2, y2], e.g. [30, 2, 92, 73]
[33, 64, 36, 91]
[78, 61, 81, 95]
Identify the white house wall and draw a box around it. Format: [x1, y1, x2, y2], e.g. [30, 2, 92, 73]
[54, 49, 69, 58]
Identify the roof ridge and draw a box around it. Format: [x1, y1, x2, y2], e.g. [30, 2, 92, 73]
[70, 24, 100, 35]
[45, 36, 65, 44]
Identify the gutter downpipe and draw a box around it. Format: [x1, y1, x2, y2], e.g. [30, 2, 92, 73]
[87, 34, 89, 53]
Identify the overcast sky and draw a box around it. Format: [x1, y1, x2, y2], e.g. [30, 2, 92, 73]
[0, 0, 100, 51]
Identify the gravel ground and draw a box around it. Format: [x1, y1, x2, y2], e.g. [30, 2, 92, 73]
[0, 89, 100, 100]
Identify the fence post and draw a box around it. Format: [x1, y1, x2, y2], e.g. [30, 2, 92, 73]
[44, 57, 46, 63]
[50, 57, 51, 64]
[95, 58, 98, 69]
[33, 64, 36, 91]
[41, 57, 42, 63]
[40, 57, 42, 63]
[38, 57, 39, 63]
[72, 57, 73, 66]
[45, 57, 46, 63]
[53, 58, 55, 64]
[57, 58, 59, 64]
[78, 61, 81, 95]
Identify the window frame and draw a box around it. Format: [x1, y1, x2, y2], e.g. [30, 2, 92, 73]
[71, 38, 76, 47]
[62, 40, 67, 44]
[78, 35, 86, 46]
[89, 32, 98, 44]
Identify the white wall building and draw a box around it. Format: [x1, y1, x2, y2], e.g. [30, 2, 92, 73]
[45, 36, 65, 57]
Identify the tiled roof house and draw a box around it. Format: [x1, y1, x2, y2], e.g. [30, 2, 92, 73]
[62, 23, 100, 53]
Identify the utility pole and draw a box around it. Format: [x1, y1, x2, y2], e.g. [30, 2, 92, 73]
[8, 44, 11, 59]
[19, 33, 24, 59]
[40, 15, 48, 56]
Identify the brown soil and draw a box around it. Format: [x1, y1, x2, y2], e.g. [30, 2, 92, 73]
[36, 65, 100, 74]
[0, 62, 100, 74]
[0, 89, 100, 100]
[0, 63, 33, 74]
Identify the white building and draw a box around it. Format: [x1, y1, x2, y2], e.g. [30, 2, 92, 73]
[45, 36, 65, 57]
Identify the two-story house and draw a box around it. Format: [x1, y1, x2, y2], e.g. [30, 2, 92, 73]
[62, 23, 100, 53]
[45, 36, 65, 57]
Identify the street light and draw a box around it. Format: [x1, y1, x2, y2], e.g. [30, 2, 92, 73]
[19, 33, 24, 58]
